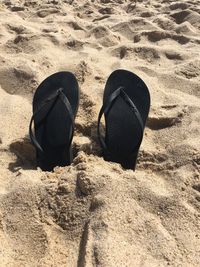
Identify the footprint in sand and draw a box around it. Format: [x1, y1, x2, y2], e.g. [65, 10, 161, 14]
[175, 22, 197, 36]
[10, 6, 25, 11]
[90, 26, 110, 39]
[98, 7, 115, 15]
[5, 34, 42, 54]
[6, 24, 29, 34]
[0, 63, 37, 95]
[24, 1, 37, 8]
[169, 2, 190, 11]
[112, 45, 161, 63]
[3, 1, 25, 12]
[67, 21, 85, 31]
[9, 138, 36, 171]
[66, 37, 84, 51]
[89, 25, 119, 47]
[147, 105, 184, 130]
[142, 30, 190, 45]
[170, 9, 200, 29]
[165, 50, 184, 60]
[175, 60, 200, 79]
[153, 17, 176, 31]
[112, 19, 158, 41]
[37, 8, 60, 18]
[138, 150, 168, 166]
[126, 2, 137, 14]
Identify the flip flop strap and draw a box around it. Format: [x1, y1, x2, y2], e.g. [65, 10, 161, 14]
[29, 88, 74, 153]
[97, 86, 144, 154]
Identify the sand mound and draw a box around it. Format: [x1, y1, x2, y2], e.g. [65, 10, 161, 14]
[0, 0, 199, 266]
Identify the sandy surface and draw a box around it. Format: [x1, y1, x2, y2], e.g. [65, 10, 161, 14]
[0, 0, 200, 266]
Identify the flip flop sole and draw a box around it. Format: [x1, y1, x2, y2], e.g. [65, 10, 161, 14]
[99, 69, 150, 170]
[31, 71, 79, 171]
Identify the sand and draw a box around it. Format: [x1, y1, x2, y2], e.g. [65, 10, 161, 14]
[0, 0, 200, 266]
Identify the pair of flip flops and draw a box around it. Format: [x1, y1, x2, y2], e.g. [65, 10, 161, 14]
[29, 69, 150, 171]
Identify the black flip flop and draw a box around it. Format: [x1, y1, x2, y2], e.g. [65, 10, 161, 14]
[98, 69, 150, 170]
[29, 71, 79, 171]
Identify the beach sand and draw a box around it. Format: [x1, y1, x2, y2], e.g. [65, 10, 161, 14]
[0, 0, 200, 266]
